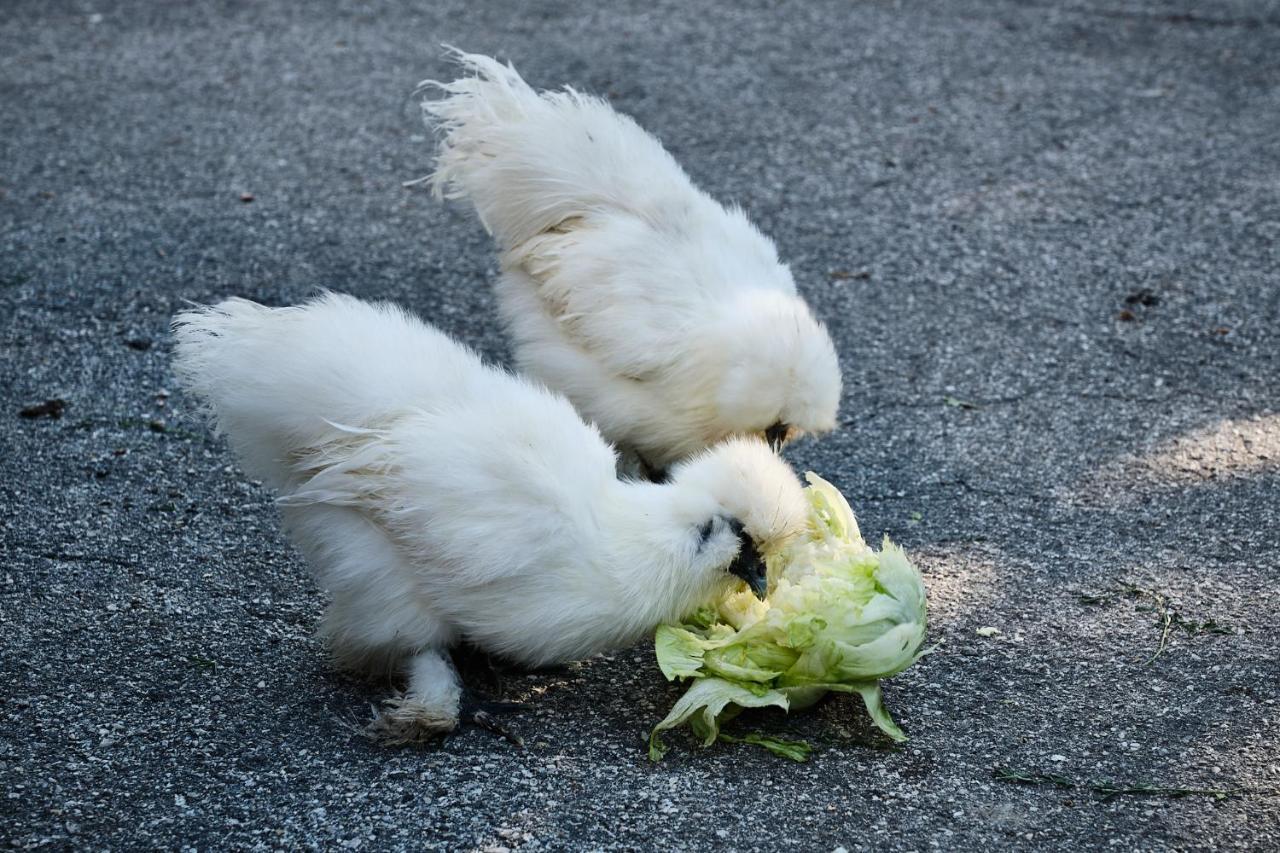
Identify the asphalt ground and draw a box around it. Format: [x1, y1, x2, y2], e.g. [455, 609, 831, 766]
[2, 0, 1278, 849]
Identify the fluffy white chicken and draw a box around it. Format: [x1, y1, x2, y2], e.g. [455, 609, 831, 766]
[172, 293, 808, 743]
[421, 51, 843, 475]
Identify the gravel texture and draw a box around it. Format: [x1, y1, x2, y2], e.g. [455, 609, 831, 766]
[2, 0, 1279, 849]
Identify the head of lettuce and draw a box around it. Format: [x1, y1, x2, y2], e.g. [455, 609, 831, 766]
[649, 473, 930, 761]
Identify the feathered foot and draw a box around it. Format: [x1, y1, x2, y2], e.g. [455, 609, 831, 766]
[363, 694, 458, 746]
[363, 691, 525, 748]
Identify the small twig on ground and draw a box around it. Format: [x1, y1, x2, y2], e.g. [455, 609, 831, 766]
[1090, 781, 1241, 802]
[994, 767, 1074, 788]
[993, 767, 1246, 801]
[188, 655, 218, 672]
[943, 395, 979, 410]
[1078, 582, 1231, 663]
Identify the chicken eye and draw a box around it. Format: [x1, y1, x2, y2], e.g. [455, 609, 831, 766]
[695, 515, 735, 553]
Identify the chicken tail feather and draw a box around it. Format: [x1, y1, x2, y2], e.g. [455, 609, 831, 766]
[420, 48, 693, 249]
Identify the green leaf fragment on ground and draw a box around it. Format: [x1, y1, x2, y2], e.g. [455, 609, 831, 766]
[718, 731, 813, 762]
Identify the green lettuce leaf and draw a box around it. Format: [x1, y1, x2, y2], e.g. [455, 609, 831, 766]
[648, 677, 790, 761]
[717, 731, 813, 762]
[650, 472, 929, 760]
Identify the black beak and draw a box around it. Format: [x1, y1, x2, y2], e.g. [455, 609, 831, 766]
[726, 519, 769, 599]
[764, 422, 789, 452]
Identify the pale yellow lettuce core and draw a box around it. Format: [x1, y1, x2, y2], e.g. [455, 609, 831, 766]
[649, 473, 930, 761]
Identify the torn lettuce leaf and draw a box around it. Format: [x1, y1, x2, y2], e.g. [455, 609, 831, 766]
[717, 731, 813, 762]
[648, 677, 790, 761]
[650, 472, 929, 761]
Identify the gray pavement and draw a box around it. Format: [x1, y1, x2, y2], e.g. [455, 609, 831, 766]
[2, 0, 1278, 849]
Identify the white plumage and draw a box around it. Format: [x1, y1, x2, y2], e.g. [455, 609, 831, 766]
[172, 293, 808, 740]
[422, 51, 843, 473]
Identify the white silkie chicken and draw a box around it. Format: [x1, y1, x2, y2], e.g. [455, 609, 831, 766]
[171, 293, 808, 743]
[421, 51, 843, 476]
